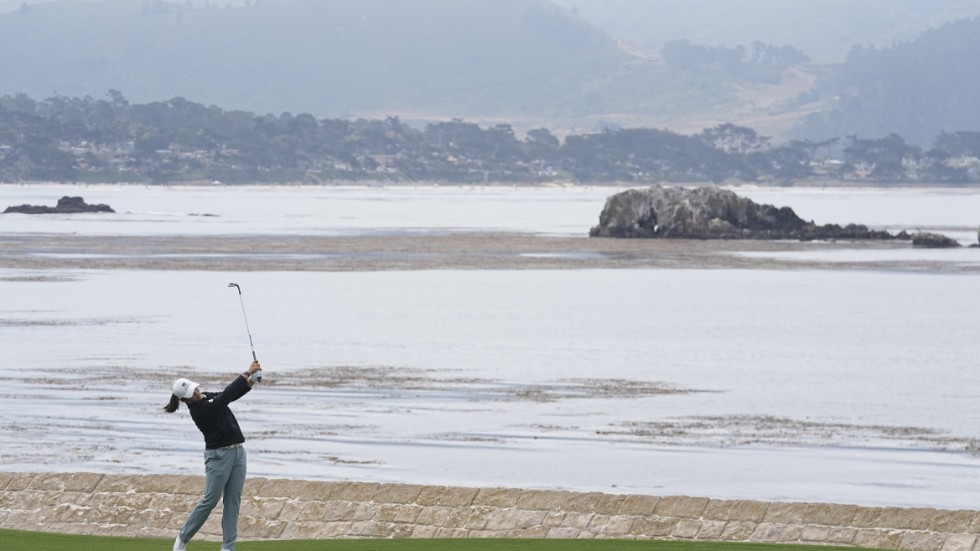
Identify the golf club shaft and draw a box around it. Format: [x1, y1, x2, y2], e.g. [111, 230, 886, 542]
[229, 283, 257, 361]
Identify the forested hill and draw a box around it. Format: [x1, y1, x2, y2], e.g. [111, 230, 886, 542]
[0, 0, 631, 120]
[3, 93, 980, 185]
[795, 15, 980, 146]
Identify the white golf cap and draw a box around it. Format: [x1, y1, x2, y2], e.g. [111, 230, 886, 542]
[172, 378, 200, 399]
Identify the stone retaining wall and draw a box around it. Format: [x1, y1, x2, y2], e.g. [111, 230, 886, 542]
[1, 472, 978, 549]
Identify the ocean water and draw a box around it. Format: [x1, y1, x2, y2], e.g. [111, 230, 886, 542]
[1, 183, 979, 509]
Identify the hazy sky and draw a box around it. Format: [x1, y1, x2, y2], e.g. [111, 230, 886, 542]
[5, 0, 980, 62]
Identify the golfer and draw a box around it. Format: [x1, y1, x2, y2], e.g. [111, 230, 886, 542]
[165, 360, 261, 551]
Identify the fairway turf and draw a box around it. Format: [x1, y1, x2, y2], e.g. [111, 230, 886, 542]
[0, 529, 867, 551]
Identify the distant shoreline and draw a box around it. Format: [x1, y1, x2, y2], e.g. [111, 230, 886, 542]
[3, 179, 980, 190]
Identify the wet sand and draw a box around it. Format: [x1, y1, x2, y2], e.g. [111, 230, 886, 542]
[1, 232, 976, 272]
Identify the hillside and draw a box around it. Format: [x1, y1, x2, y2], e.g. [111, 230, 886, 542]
[551, 0, 980, 62]
[0, 0, 640, 122]
[794, 15, 980, 146]
[0, 0, 818, 135]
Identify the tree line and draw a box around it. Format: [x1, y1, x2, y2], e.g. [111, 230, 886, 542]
[1, 92, 978, 185]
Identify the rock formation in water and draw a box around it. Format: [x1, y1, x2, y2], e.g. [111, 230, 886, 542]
[3, 196, 115, 214]
[911, 232, 961, 248]
[589, 185, 910, 241]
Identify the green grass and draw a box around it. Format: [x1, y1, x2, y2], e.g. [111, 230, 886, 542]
[0, 529, 867, 551]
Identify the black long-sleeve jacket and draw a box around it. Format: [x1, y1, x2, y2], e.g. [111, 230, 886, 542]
[188, 375, 251, 450]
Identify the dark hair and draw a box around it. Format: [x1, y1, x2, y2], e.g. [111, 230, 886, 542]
[163, 394, 180, 413]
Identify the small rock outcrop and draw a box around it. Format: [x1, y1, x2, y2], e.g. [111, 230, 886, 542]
[590, 185, 906, 241]
[3, 196, 114, 214]
[911, 232, 961, 248]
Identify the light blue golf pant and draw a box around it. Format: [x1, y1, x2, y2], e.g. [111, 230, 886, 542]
[179, 445, 247, 550]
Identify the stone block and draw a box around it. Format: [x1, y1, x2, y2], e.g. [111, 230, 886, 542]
[749, 522, 784, 542]
[7, 473, 36, 491]
[352, 502, 379, 522]
[241, 497, 286, 520]
[373, 483, 424, 504]
[29, 472, 104, 493]
[127, 508, 172, 530]
[878, 507, 939, 530]
[415, 506, 451, 527]
[280, 521, 326, 540]
[114, 492, 154, 511]
[350, 520, 395, 538]
[433, 486, 478, 507]
[0, 472, 14, 490]
[604, 515, 636, 536]
[435, 527, 469, 538]
[800, 524, 832, 542]
[408, 524, 439, 538]
[632, 517, 680, 537]
[473, 488, 521, 508]
[732, 500, 771, 523]
[307, 520, 348, 538]
[94, 474, 146, 494]
[517, 490, 572, 511]
[942, 534, 978, 551]
[243, 477, 267, 498]
[932, 511, 978, 533]
[765, 502, 808, 524]
[672, 518, 702, 539]
[804, 503, 857, 526]
[587, 514, 610, 533]
[148, 493, 196, 515]
[971, 514, 980, 535]
[275, 500, 307, 522]
[516, 525, 551, 538]
[392, 524, 417, 538]
[442, 507, 471, 530]
[900, 531, 945, 551]
[464, 506, 495, 530]
[394, 504, 424, 524]
[703, 499, 735, 520]
[415, 486, 447, 506]
[254, 478, 314, 500]
[853, 507, 883, 528]
[563, 492, 604, 513]
[298, 500, 359, 522]
[138, 475, 199, 495]
[828, 526, 858, 544]
[618, 494, 660, 516]
[543, 510, 565, 527]
[696, 520, 728, 540]
[654, 496, 709, 519]
[295, 480, 337, 501]
[776, 524, 804, 543]
[722, 521, 758, 541]
[563, 512, 595, 530]
[594, 494, 625, 515]
[547, 527, 582, 538]
[60, 491, 95, 507]
[485, 508, 546, 531]
[854, 528, 905, 549]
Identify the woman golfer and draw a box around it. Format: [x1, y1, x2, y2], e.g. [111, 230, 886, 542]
[165, 360, 261, 551]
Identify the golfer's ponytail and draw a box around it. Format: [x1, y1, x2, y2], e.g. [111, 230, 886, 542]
[164, 394, 180, 413]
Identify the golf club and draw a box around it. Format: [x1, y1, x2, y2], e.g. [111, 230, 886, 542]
[228, 282, 262, 382]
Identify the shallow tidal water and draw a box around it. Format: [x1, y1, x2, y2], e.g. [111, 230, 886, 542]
[1, 183, 979, 508]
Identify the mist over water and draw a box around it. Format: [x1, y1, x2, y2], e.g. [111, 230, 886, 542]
[1, 184, 979, 508]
